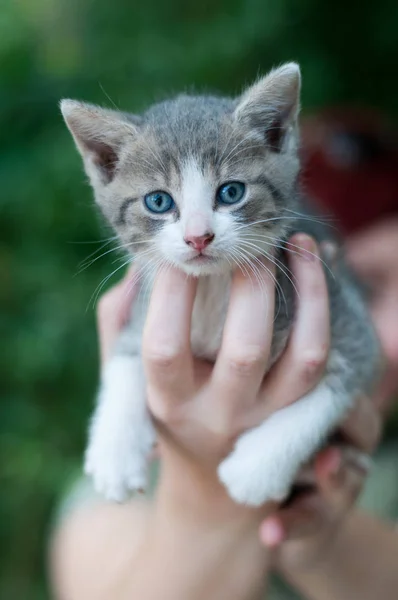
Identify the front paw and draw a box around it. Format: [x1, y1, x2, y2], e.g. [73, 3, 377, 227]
[84, 430, 151, 502]
[218, 450, 292, 506]
[84, 355, 155, 502]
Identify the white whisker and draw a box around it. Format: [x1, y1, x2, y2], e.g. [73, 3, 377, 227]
[284, 207, 337, 223]
[227, 247, 255, 284]
[240, 232, 335, 280]
[228, 247, 267, 301]
[222, 144, 265, 171]
[221, 139, 260, 170]
[87, 257, 133, 312]
[76, 237, 118, 268]
[239, 239, 299, 302]
[233, 250, 271, 315]
[234, 245, 284, 319]
[77, 238, 157, 274]
[68, 235, 118, 245]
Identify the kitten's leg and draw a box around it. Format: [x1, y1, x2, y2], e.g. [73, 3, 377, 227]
[85, 354, 155, 502]
[218, 378, 352, 506]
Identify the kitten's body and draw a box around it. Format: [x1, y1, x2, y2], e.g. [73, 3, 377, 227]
[61, 64, 381, 505]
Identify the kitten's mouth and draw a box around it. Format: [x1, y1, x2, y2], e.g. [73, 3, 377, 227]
[186, 254, 216, 265]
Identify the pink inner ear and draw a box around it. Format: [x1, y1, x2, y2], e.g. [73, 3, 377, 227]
[87, 139, 119, 183]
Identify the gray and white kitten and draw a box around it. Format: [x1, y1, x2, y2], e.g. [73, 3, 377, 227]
[61, 63, 380, 506]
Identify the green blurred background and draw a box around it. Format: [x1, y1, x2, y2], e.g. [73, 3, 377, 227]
[1, 0, 397, 597]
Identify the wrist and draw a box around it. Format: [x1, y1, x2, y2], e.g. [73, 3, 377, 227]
[157, 444, 275, 530]
[141, 460, 271, 600]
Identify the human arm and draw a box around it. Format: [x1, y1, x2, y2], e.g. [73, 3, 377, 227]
[120, 235, 331, 600]
[51, 234, 332, 600]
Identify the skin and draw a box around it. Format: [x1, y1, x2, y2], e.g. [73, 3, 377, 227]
[49, 230, 397, 600]
[345, 218, 398, 413]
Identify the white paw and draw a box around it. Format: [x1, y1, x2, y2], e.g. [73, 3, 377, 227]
[84, 355, 155, 502]
[217, 414, 299, 506]
[218, 379, 350, 506]
[84, 421, 153, 502]
[218, 450, 293, 506]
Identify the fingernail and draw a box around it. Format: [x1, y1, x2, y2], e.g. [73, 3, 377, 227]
[320, 241, 339, 264]
[355, 453, 373, 472]
[260, 520, 284, 547]
[344, 448, 373, 473]
[292, 235, 318, 262]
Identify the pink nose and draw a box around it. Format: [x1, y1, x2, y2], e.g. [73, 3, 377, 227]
[184, 233, 215, 252]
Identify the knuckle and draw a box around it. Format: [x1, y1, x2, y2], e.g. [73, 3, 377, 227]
[150, 396, 182, 426]
[295, 347, 328, 383]
[143, 345, 183, 371]
[226, 346, 265, 376]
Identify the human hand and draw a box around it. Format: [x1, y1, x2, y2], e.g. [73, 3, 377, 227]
[140, 233, 332, 522]
[96, 265, 138, 367]
[259, 394, 381, 572]
[96, 234, 331, 522]
[346, 218, 398, 412]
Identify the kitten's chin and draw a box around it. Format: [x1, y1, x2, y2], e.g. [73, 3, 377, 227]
[178, 257, 231, 277]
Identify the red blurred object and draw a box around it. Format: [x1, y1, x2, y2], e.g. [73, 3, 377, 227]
[300, 108, 398, 235]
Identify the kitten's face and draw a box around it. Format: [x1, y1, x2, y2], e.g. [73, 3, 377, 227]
[61, 63, 301, 277]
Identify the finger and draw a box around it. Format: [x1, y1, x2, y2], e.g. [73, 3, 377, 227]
[316, 447, 366, 518]
[142, 267, 197, 403]
[340, 447, 373, 475]
[211, 259, 275, 410]
[259, 451, 336, 547]
[274, 449, 339, 540]
[340, 395, 381, 453]
[97, 265, 138, 366]
[259, 516, 285, 547]
[261, 445, 369, 549]
[319, 240, 340, 271]
[263, 450, 362, 546]
[260, 496, 323, 547]
[260, 454, 335, 548]
[256, 235, 329, 417]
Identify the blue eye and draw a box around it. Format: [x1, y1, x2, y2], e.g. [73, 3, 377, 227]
[144, 191, 175, 214]
[216, 181, 246, 205]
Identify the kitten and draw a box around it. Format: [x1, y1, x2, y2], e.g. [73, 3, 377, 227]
[61, 63, 381, 506]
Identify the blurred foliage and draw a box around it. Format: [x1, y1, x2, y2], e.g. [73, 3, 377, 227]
[1, 0, 398, 597]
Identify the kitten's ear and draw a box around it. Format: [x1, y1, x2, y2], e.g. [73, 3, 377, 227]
[234, 62, 301, 152]
[60, 100, 140, 184]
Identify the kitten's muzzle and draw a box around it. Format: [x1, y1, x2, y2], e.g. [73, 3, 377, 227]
[184, 232, 215, 252]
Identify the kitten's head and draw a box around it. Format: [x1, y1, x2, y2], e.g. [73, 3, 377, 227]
[61, 63, 301, 276]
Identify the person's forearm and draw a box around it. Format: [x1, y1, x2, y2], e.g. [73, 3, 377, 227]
[121, 460, 270, 600]
[283, 510, 398, 600]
